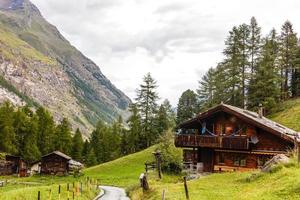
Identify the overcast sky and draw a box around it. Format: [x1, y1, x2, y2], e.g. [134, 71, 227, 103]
[31, 0, 300, 106]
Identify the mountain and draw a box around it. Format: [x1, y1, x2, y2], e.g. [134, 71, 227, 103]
[0, 0, 131, 135]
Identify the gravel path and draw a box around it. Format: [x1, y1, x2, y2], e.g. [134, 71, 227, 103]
[98, 186, 130, 200]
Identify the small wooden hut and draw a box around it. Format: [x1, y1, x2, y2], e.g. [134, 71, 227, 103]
[0, 160, 13, 176]
[40, 151, 71, 175]
[5, 155, 28, 177]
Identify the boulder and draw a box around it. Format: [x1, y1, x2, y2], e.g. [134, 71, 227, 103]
[261, 154, 290, 172]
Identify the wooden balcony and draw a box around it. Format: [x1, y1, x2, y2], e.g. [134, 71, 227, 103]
[174, 134, 249, 150]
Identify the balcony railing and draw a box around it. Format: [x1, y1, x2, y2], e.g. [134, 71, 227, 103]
[175, 134, 249, 150]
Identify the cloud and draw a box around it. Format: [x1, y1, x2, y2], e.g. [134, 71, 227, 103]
[31, 0, 300, 106]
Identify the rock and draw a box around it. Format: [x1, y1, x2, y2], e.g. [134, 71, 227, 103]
[261, 154, 290, 172]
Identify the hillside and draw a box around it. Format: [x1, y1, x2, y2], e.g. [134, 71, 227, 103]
[131, 158, 300, 200]
[0, 0, 131, 135]
[269, 98, 300, 132]
[84, 145, 157, 188]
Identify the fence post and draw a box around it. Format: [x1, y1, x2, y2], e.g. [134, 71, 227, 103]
[37, 191, 40, 200]
[183, 176, 189, 200]
[72, 191, 75, 200]
[80, 182, 83, 195]
[162, 189, 165, 200]
[48, 189, 52, 200]
[58, 185, 61, 200]
[67, 183, 70, 200]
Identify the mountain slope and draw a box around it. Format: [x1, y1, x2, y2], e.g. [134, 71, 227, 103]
[269, 98, 300, 132]
[0, 0, 131, 135]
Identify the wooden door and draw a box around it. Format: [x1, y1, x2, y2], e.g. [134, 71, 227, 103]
[199, 148, 214, 172]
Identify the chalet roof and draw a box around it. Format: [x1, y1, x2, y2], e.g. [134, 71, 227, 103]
[178, 103, 299, 143]
[42, 151, 71, 160]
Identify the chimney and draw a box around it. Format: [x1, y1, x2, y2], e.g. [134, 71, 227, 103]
[258, 104, 264, 118]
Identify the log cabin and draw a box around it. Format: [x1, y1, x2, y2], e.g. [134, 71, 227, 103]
[5, 155, 28, 177]
[40, 151, 71, 175]
[175, 103, 299, 172]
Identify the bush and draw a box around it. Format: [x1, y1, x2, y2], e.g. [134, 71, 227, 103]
[157, 130, 182, 174]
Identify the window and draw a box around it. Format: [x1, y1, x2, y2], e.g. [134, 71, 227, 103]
[233, 155, 247, 167]
[240, 158, 246, 167]
[233, 156, 239, 166]
[219, 153, 225, 164]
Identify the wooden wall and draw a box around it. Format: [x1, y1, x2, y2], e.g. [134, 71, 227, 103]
[41, 154, 69, 175]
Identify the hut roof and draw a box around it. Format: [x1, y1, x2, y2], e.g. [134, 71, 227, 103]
[42, 151, 71, 160]
[178, 103, 299, 143]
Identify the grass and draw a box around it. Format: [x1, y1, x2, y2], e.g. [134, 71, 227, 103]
[130, 158, 300, 200]
[0, 146, 157, 199]
[84, 145, 156, 188]
[0, 175, 99, 200]
[269, 98, 300, 131]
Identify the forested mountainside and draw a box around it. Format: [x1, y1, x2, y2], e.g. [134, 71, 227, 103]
[0, 0, 131, 135]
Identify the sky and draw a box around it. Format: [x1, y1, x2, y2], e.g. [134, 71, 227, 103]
[31, 0, 300, 106]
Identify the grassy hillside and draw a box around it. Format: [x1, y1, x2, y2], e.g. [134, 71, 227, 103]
[269, 98, 300, 131]
[84, 146, 156, 188]
[131, 157, 300, 200]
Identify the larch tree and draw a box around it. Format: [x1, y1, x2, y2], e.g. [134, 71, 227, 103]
[0, 102, 17, 154]
[36, 107, 55, 155]
[71, 128, 84, 162]
[135, 73, 159, 147]
[278, 21, 298, 99]
[176, 89, 198, 124]
[248, 17, 262, 75]
[248, 29, 280, 112]
[54, 118, 72, 155]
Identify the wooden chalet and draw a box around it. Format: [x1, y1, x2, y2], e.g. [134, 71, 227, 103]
[175, 103, 299, 172]
[40, 151, 71, 175]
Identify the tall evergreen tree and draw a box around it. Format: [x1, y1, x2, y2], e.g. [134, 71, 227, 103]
[155, 104, 169, 135]
[123, 103, 142, 154]
[135, 73, 159, 147]
[223, 26, 245, 107]
[176, 89, 198, 124]
[162, 99, 176, 129]
[248, 17, 262, 75]
[36, 107, 55, 155]
[197, 67, 217, 109]
[71, 128, 84, 161]
[0, 102, 17, 154]
[278, 21, 298, 99]
[54, 118, 72, 154]
[248, 29, 280, 112]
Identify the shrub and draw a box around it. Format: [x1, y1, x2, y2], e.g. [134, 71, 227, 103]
[157, 130, 182, 174]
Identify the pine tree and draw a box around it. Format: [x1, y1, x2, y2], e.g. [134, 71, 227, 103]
[176, 89, 198, 124]
[238, 23, 250, 107]
[71, 128, 84, 161]
[155, 104, 169, 135]
[22, 114, 41, 162]
[86, 147, 97, 167]
[0, 102, 17, 154]
[197, 67, 217, 109]
[123, 103, 142, 154]
[294, 46, 300, 96]
[278, 21, 298, 99]
[223, 26, 245, 107]
[54, 118, 72, 154]
[162, 99, 176, 129]
[135, 73, 159, 147]
[248, 17, 262, 75]
[248, 29, 280, 112]
[36, 107, 55, 155]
